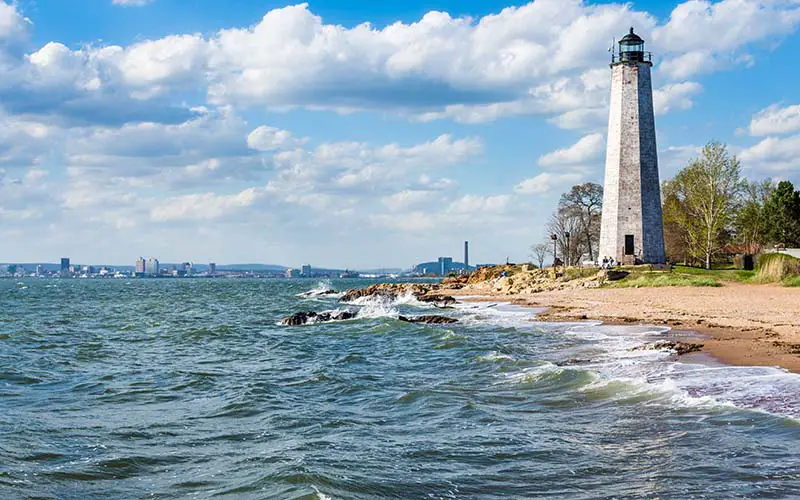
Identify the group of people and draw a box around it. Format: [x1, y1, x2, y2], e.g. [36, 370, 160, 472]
[600, 256, 616, 269]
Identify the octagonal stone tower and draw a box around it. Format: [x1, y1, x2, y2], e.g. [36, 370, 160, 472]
[598, 28, 666, 265]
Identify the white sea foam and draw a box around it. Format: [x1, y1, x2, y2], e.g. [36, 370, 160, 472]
[460, 300, 800, 420]
[346, 289, 425, 308]
[296, 280, 343, 299]
[476, 351, 514, 363]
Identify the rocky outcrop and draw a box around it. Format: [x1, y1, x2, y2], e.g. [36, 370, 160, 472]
[631, 341, 704, 356]
[281, 310, 358, 326]
[416, 295, 457, 307]
[398, 315, 459, 324]
[339, 283, 453, 305]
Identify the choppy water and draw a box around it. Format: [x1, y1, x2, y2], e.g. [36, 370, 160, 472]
[1, 278, 799, 499]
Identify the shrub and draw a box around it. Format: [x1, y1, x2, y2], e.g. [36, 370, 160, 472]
[755, 252, 800, 283]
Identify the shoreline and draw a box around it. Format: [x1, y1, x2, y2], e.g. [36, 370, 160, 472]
[448, 284, 800, 374]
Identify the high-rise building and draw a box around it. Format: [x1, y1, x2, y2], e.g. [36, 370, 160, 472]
[464, 241, 469, 270]
[146, 257, 160, 276]
[599, 28, 666, 264]
[182, 262, 192, 276]
[301, 264, 312, 277]
[60, 257, 70, 277]
[36, 264, 43, 276]
[285, 268, 301, 278]
[135, 257, 146, 275]
[438, 257, 454, 276]
[208, 262, 216, 275]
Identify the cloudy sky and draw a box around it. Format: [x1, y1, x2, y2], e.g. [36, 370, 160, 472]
[1, 0, 799, 268]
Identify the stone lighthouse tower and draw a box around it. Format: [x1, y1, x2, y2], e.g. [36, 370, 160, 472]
[598, 28, 666, 265]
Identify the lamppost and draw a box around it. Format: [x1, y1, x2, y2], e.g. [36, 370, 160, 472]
[551, 234, 558, 267]
[565, 231, 571, 267]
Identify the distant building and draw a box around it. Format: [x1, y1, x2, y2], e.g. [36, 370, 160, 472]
[286, 268, 301, 278]
[464, 241, 469, 270]
[208, 262, 216, 275]
[301, 264, 312, 277]
[146, 257, 160, 276]
[36, 265, 43, 277]
[182, 262, 192, 276]
[135, 257, 146, 275]
[60, 257, 70, 277]
[438, 257, 454, 276]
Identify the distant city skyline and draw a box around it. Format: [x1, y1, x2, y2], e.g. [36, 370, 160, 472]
[2, 1, 799, 266]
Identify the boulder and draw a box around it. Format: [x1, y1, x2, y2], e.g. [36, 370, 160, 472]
[398, 315, 458, 324]
[281, 310, 358, 326]
[416, 294, 457, 306]
[631, 341, 704, 356]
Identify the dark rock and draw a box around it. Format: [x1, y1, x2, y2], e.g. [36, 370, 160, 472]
[556, 358, 594, 366]
[631, 341, 704, 356]
[398, 315, 458, 324]
[417, 295, 457, 306]
[281, 310, 358, 326]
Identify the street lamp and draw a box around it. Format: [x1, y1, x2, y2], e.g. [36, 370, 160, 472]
[551, 234, 558, 267]
[565, 231, 571, 267]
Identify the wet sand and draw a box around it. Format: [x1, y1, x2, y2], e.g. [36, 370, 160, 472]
[451, 283, 800, 374]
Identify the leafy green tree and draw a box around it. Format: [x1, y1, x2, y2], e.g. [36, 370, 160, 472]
[661, 142, 744, 269]
[734, 179, 773, 254]
[763, 181, 800, 247]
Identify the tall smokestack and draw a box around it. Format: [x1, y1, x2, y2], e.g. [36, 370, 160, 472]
[464, 241, 469, 270]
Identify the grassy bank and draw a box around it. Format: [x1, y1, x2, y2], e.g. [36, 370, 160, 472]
[754, 253, 800, 285]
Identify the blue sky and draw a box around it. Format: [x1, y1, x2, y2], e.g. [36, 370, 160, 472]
[2, 0, 800, 268]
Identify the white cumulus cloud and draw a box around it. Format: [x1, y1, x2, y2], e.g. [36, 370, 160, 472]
[747, 103, 800, 136]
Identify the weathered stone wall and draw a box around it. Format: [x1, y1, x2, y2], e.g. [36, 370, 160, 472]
[599, 61, 666, 264]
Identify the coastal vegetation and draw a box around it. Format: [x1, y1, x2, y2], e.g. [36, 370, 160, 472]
[754, 252, 800, 285]
[663, 143, 800, 269]
[534, 141, 800, 274]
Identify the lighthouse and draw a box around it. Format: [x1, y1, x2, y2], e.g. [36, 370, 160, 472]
[598, 28, 666, 265]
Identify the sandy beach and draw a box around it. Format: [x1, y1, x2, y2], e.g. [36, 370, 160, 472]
[451, 283, 800, 373]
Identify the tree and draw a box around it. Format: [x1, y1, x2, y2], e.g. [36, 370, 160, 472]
[558, 183, 603, 262]
[763, 181, 800, 247]
[734, 179, 773, 254]
[530, 243, 550, 268]
[662, 190, 693, 265]
[545, 206, 584, 267]
[661, 142, 744, 269]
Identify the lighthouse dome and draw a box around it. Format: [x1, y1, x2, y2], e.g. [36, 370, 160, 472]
[618, 27, 647, 63]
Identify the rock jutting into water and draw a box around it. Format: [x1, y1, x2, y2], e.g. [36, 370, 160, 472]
[339, 283, 454, 306]
[631, 341, 704, 356]
[398, 315, 459, 324]
[281, 310, 358, 326]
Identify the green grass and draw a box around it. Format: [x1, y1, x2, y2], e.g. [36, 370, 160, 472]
[606, 272, 721, 288]
[671, 265, 756, 283]
[782, 276, 800, 287]
[564, 267, 600, 280]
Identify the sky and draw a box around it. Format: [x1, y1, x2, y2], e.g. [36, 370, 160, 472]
[1, 0, 800, 268]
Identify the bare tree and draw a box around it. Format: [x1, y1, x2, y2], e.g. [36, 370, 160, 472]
[546, 207, 584, 267]
[558, 183, 603, 262]
[530, 243, 550, 268]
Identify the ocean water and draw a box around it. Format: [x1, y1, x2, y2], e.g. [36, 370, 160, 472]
[1, 278, 798, 499]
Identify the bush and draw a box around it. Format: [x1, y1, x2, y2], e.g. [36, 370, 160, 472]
[755, 252, 800, 283]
